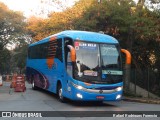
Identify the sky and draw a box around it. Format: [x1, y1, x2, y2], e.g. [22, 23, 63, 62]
[0, 0, 139, 18]
[0, 0, 78, 18]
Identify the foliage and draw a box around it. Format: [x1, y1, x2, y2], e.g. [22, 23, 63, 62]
[0, 48, 11, 74]
[0, 2, 27, 74]
[0, 2, 26, 49]
[26, 0, 94, 41]
[26, 0, 160, 72]
[26, 16, 48, 42]
[12, 43, 28, 74]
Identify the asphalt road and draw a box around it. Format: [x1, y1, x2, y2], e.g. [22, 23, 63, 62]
[0, 81, 160, 120]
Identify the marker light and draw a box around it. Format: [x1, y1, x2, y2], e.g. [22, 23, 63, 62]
[116, 87, 123, 92]
[116, 94, 121, 100]
[77, 85, 83, 90]
[77, 93, 83, 99]
[70, 82, 84, 90]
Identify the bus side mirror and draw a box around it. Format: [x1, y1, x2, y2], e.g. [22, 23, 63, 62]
[121, 49, 131, 65]
[121, 49, 131, 91]
[67, 45, 76, 62]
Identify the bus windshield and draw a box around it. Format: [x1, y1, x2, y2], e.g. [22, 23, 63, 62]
[73, 41, 122, 84]
[100, 44, 121, 69]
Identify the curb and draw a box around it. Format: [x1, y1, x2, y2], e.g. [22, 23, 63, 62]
[123, 97, 160, 104]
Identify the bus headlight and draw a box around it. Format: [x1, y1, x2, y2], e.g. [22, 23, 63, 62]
[77, 85, 83, 90]
[77, 93, 83, 99]
[71, 82, 84, 90]
[116, 87, 123, 92]
[116, 94, 121, 100]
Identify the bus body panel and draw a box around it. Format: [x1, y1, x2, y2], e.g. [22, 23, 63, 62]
[29, 30, 118, 47]
[26, 58, 65, 94]
[62, 76, 123, 101]
[26, 30, 123, 102]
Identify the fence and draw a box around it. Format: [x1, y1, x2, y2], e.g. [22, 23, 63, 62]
[128, 68, 160, 98]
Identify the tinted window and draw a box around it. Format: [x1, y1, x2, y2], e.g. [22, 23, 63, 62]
[55, 39, 62, 62]
[28, 38, 62, 61]
[28, 42, 48, 59]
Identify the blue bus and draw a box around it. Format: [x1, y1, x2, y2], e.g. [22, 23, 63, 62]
[26, 30, 130, 102]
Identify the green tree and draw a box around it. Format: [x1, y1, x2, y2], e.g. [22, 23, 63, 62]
[26, 0, 94, 41]
[0, 2, 27, 74]
[0, 48, 11, 74]
[11, 43, 28, 74]
[0, 2, 26, 49]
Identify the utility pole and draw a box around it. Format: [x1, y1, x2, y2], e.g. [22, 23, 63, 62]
[97, 0, 102, 16]
[98, 0, 102, 4]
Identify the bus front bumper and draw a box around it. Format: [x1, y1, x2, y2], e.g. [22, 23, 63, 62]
[68, 83, 123, 101]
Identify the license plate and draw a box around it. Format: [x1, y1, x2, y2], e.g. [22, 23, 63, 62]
[96, 96, 104, 100]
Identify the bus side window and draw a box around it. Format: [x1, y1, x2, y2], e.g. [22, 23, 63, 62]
[55, 39, 62, 62]
[67, 52, 73, 77]
[64, 38, 73, 67]
[64, 38, 73, 76]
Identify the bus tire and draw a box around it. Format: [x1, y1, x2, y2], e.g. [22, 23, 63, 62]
[32, 76, 38, 90]
[57, 83, 66, 102]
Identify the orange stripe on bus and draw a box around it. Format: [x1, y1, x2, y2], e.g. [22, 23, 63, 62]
[50, 36, 56, 41]
[47, 36, 57, 69]
[47, 58, 54, 69]
[84, 82, 92, 86]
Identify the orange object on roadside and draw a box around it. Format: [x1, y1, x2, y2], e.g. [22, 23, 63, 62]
[14, 75, 26, 92]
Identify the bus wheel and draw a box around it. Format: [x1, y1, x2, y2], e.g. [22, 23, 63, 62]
[32, 78, 38, 90]
[58, 84, 66, 102]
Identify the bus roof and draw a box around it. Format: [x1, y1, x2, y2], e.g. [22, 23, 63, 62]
[30, 30, 118, 46]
